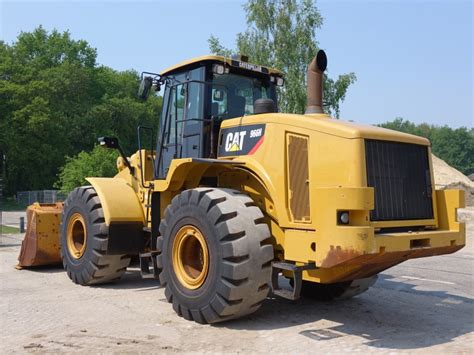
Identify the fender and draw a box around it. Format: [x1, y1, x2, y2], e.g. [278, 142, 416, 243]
[86, 177, 145, 255]
[155, 157, 279, 220]
[154, 158, 244, 192]
[86, 177, 145, 225]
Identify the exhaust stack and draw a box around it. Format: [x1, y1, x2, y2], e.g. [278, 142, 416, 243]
[305, 50, 327, 114]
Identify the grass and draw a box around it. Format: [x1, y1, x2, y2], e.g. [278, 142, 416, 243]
[0, 197, 26, 211]
[1, 225, 20, 234]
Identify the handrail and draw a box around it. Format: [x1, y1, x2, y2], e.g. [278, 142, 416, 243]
[137, 125, 154, 189]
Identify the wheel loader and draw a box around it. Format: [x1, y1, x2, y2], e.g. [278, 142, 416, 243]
[18, 50, 465, 324]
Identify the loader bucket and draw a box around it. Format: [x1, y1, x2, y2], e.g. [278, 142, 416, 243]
[17, 202, 63, 268]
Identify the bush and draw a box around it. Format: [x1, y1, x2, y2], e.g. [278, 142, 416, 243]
[55, 145, 118, 194]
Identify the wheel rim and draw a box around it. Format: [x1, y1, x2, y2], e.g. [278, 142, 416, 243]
[172, 225, 209, 289]
[66, 213, 87, 259]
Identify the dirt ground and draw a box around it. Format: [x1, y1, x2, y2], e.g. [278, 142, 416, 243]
[1, 213, 473, 353]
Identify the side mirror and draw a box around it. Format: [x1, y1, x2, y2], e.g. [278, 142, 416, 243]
[98, 136, 119, 149]
[98, 136, 134, 174]
[138, 76, 153, 100]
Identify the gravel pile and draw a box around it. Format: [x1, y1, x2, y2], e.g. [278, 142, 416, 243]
[432, 154, 474, 206]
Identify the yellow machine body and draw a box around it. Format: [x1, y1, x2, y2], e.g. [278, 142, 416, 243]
[148, 112, 465, 283]
[18, 55, 465, 287]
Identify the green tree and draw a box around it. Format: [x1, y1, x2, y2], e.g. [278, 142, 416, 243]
[208, 0, 356, 116]
[0, 27, 162, 196]
[380, 118, 474, 175]
[54, 145, 118, 194]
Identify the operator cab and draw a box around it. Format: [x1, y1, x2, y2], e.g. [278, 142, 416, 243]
[144, 55, 284, 178]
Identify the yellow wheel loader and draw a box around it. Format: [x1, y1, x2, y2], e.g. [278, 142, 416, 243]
[18, 50, 465, 323]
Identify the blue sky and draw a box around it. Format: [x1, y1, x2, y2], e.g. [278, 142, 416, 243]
[1, 0, 472, 128]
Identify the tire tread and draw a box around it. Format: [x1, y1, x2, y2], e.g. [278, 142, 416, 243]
[159, 187, 273, 324]
[60, 186, 131, 286]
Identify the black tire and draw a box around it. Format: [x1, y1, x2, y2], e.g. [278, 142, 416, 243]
[293, 276, 377, 301]
[60, 186, 131, 285]
[157, 188, 273, 324]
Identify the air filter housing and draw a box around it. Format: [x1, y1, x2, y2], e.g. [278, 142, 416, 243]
[254, 98, 277, 114]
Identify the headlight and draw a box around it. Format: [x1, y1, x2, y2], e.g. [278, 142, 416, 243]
[337, 211, 350, 225]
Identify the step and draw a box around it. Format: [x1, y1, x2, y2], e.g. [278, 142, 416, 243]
[271, 261, 317, 301]
[139, 250, 161, 280]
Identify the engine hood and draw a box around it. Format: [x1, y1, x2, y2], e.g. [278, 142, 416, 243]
[222, 113, 430, 146]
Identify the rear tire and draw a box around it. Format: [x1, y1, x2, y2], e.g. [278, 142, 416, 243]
[157, 188, 273, 324]
[295, 276, 377, 301]
[60, 186, 131, 285]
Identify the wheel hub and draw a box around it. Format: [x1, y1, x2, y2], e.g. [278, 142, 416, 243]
[66, 213, 87, 259]
[172, 225, 209, 289]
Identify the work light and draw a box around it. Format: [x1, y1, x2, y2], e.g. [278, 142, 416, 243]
[212, 64, 225, 75]
[270, 76, 284, 86]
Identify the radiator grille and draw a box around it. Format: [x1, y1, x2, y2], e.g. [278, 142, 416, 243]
[287, 133, 310, 223]
[365, 140, 433, 221]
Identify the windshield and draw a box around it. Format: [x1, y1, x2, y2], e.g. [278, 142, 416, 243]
[211, 73, 277, 119]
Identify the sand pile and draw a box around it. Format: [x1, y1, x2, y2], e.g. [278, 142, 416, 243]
[432, 154, 474, 206]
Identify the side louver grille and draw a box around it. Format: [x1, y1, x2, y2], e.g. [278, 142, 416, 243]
[287, 133, 311, 223]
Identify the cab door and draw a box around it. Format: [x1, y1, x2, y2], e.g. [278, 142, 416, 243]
[156, 73, 185, 178]
[181, 67, 205, 159]
[156, 68, 205, 179]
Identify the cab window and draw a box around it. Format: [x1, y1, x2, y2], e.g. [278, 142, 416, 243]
[167, 83, 185, 143]
[186, 68, 205, 125]
[211, 72, 275, 119]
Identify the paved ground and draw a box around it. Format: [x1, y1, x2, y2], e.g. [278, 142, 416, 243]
[0, 211, 26, 228]
[0, 212, 473, 353]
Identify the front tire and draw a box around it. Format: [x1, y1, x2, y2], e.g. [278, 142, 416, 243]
[157, 188, 273, 324]
[60, 186, 131, 285]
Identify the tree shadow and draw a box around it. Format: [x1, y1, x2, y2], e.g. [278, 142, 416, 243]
[217, 274, 474, 350]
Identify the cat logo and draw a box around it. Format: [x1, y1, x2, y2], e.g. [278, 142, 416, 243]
[218, 124, 265, 157]
[225, 131, 247, 152]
